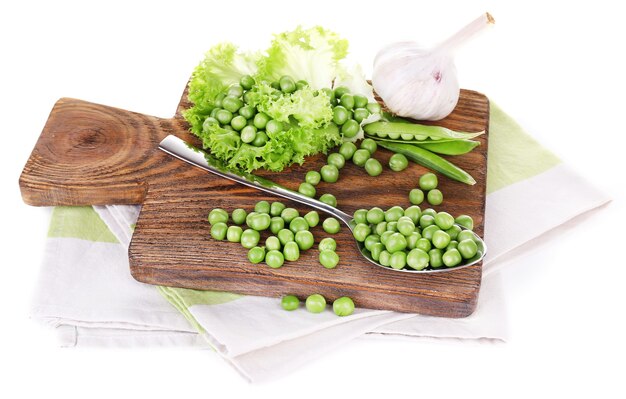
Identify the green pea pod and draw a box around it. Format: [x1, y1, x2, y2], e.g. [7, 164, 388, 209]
[364, 121, 484, 141]
[377, 141, 476, 185]
[365, 134, 459, 145]
[414, 139, 480, 155]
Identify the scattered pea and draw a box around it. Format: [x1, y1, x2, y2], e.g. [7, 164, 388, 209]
[270, 216, 285, 234]
[319, 193, 337, 207]
[240, 229, 261, 249]
[210, 222, 228, 240]
[305, 171, 321, 186]
[283, 241, 301, 262]
[305, 294, 326, 313]
[366, 207, 385, 224]
[265, 236, 281, 251]
[319, 237, 337, 252]
[208, 208, 229, 225]
[360, 138, 377, 154]
[365, 158, 383, 176]
[455, 215, 474, 230]
[320, 164, 339, 183]
[389, 153, 409, 172]
[333, 297, 355, 316]
[304, 211, 320, 227]
[352, 149, 370, 166]
[338, 142, 357, 160]
[277, 228, 295, 246]
[281, 295, 299, 311]
[226, 225, 243, 243]
[328, 153, 346, 169]
[266, 249, 285, 268]
[323, 218, 341, 234]
[427, 189, 443, 206]
[295, 230, 315, 250]
[419, 173, 438, 190]
[254, 201, 271, 214]
[353, 209, 368, 224]
[281, 208, 300, 223]
[298, 182, 316, 198]
[248, 246, 266, 264]
[231, 208, 247, 225]
[319, 250, 339, 269]
[270, 201, 286, 217]
[289, 217, 309, 233]
[409, 189, 425, 205]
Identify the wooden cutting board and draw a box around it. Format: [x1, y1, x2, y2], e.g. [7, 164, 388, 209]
[20, 84, 489, 318]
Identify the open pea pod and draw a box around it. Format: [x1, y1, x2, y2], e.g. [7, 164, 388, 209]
[363, 121, 484, 141]
[414, 139, 480, 155]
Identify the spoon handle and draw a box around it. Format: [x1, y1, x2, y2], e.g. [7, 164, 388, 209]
[158, 135, 354, 226]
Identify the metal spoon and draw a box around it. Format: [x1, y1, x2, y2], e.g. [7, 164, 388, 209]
[158, 135, 486, 273]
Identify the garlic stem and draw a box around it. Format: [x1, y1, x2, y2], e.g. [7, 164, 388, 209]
[434, 12, 495, 55]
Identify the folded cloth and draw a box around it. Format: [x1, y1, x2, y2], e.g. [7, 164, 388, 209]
[30, 103, 610, 382]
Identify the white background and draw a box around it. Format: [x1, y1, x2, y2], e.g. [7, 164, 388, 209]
[2, 0, 625, 397]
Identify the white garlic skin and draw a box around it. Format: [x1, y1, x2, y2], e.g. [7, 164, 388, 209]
[372, 42, 460, 121]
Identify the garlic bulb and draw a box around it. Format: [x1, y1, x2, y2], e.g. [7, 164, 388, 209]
[372, 12, 494, 121]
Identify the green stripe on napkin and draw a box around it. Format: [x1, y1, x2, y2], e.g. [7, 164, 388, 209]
[48, 207, 119, 243]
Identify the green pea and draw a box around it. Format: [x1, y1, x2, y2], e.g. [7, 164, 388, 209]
[249, 213, 271, 231]
[457, 230, 476, 243]
[334, 86, 350, 98]
[222, 96, 243, 113]
[415, 238, 432, 252]
[353, 107, 370, 123]
[251, 131, 268, 147]
[290, 217, 309, 233]
[366, 207, 384, 224]
[319, 250, 339, 269]
[295, 230, 315, 250]
[352, 149, 370, 166]
[427, 189, 443, 206]
[248, 246, 266, 264]
[245, 211, 257, 227]
[279, 75, 296, 93]
[404, 206, 422, 224]
[409, 189, 424, 205]
[360, 138, 377, 154]
[255, 200, 271, 214]
[319, 193, 337, 207]
[253, 112, 271, 129]
[350, 94, 367, 109]
[270, 201, 286, 217]
[265, 236, 281, 251]
[341, 119, 360, 138]
[365, 158, 383, 176]
[305, 294, 326, 313]
[397, 216, 416, 236]
[226, 225, 243, 243]
[295, 80, 308, 90]
[339, 142, 357, 160]
[228, 84, 244, 97]
[352, 223, 371, 242]
[428, 249, 444, 268]
[231, 115, 247, 131]
[210, 222, 228, 240]
[422, 208, 437, 218]
[238, 105, 256, 120]
[379, 250, 392, 267]
[364, 234, 381, 251]
[277, 228, 295, 246]
[214, 93, 226, 108]
[389, 153, 409, 172]
[283, 241, 300, 262]
[434, 212, 454, 230]
[265, 249, 285, 268]
[443, 248, 462, 267]
[353, 209, 368, 224]
[375, 221, 388, 236]
[243, 91, 255, 105]
[419, 173, 438, 190]
[406, 231, 421, 249]
[419, 214, 435, 228]
[333, 297, 354, 316]
[327, 153, 346, 169]
[281, 294, 299, 311]
[385, 206, 404, 222]
[445, 225, 462, 241]
[366, 102, 382, 114]
[422, 225, 441, 241]
[340, 93, 355, 110]
[333, 106, 350, 125]
[202, 117, 219, 132]
[386, 221, 398, 232]
[281, 208, 300, 223]
[266, 120, 283, 135]
[390, 251, 407, 270]
[305, 171, 321, 186]
[240, 229, 261, 249]
[240, 75, 255, 90]
[385, 232, 407, 253]
[455, 215, 474, 230]
[298, 182, 316, 198]
[432, 230, 451, 249]
[458, 239, 478, 259]
[270, 216, 285, 234]
[270, 81, 281, 90]
[370, 242, 384, 261]
[208, 208, 229, 225]
[407, 248, 430, 270]
[318, 237, 337, 252]
[304, 211, 320, 228]
[240, 125, 257, 143]
[447, 240, 459, 251]
[320, 87, 335, 102]
[320, 164, 339, 183]
[323, 218, 341, 234]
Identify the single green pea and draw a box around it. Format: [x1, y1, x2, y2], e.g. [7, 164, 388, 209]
[406, 231, 421, 249]
[334, 86, 350, 98]
[266, 119, 283, 135]
[455, 215, 474, 231]
[202, 117, 219, 132]
[265, 236, 282, 251]
[320, 164, 340, 183]
[319, 250, 339, 269]
[419, 173, 438, 190]
[227, 84, 244, 97]
[281, 294, 299, 311]
[270, 201, 286, 217]
[240, 125, 257, 143]
[255, 200, 271, 214]
[379, 250, 392, 267]
[385, 232, 407, 253]
[281, 208, 300, 223]
[248, 246, 266, 264]
[270, 81, 281, 90]
[251, 131, 268, 147]
[214, 93, 226, 108]
[323, 217, 341, 234]
[422, 208, 437, 218]
[295, 80, 309, 90]
[283, 241, 300, 262]
[333, 296, 355, 316]
[245, 211, 257, 227]
[279, 75, 296, 93]
[353, 107, 370, 123]
[277, 228, 295, 246]
[445, 225, 462, 240]
[415, 238, 432, 252]
[243, 90, 255, 105]
[351, 94, 367, 109]
[253, 112, 271, 129]
[333, 106, 350, 125]
[305, 170, 321, 186]
[265, 249, 285, 268]
[340, 93, 355, 110]
[442, 248, 462, 267]
[427, 189, 443, 206]
[230, 115, 247, 131]
[327, 153, 346, 169]
[341, 119, 360, 138]
[360, 138, 377, 154]
[298, 182, 316, 198]
[385, 206, 404, 222]
[240, 75, 255, 90]
[419, 214, 436, 228]
[319, 237, 337, 252]
[407, 248, 430, 271]
[366, 102, 382, 114]
[240, 229, 261, 249]
[295, 230, 315, 250]
[389, 153, 409, 172]
[428, 249, 444, 268]
[319, 193, 337, 207]
[375, 221, 388, 236]
[270, 216, 285, 234]
[366, 207, 385, 224]
[457, 230, 476, 243]
[290, 217, 309, 233]
[396, 216, 416, 236]
[353, 209, 368, 224]
[352, 148, 370, 167]
[365, 158, 383, 176]
[338, 142, 357, 160]
[222, 96, 243, 113]
[249, 213, 271, 231]
[390, 251, 407, 270]
[432, 230, 451, 249]
[210, 222, 228, 240]
[238, 105, 256, 120]
[226, 225, 243, 243]
[306, 294, 326, 313]
[364, 234, 381, 252]
[208, 208, 229, 225]
[320, 87, 335, 102]
[434, 212, 455, 230]
[370, 242, 384, 261]
[304, 211, 320, 228]
[409, 189, 425, 205]
[422, 225, 441, 241]
[352, 223, 371, 242]
[404, 205, 422, 224]
[447, 240, 459, 251]
[458, 239, 478, 259]
[386, 221, 398, 232]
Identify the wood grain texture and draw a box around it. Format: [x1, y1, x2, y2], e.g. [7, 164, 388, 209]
[20, 86, 489, 317]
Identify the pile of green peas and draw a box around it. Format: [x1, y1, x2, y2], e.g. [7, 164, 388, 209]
[208, 200, 342, 269]
[351, 205, 479, 270]
[281, 294, 355, 317]
[330, 86, 382, 139]
[409, 172, 444, 206]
